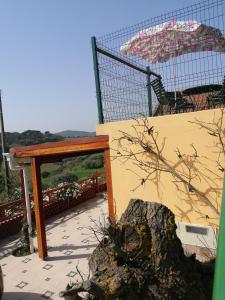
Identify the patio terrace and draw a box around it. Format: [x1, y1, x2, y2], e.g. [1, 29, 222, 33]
[0, 194, 107, 300]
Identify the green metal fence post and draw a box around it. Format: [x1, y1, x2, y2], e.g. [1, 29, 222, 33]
[212, 174, 225, 300]
[146, 67, 152, 117]
[91, 36, 104, 124]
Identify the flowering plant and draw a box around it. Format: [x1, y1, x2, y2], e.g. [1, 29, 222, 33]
[51, 182, 82, 201]
[80, 179, 94, 190]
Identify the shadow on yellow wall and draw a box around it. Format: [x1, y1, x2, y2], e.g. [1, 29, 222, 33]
[96, 109, 225, 228]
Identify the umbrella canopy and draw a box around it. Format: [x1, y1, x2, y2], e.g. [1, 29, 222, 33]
[120, 20, 225, 63]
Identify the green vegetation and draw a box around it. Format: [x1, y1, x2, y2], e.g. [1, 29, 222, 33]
[0, 130, 105, 203]
[41, 153, 104, 190]
[12, 221, 31, 257]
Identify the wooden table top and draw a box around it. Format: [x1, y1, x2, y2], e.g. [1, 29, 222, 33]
[183, 84, 222, 96]
[10, 135, 109, 159]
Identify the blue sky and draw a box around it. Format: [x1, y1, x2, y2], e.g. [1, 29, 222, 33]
[0, 0, 198, 133]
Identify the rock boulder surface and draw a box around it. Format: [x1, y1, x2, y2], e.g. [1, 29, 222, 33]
[60, 199, 214, 300]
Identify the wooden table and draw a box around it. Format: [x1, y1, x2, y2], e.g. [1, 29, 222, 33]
[10, 136, 114, 260]
[183, 84, 222, 96]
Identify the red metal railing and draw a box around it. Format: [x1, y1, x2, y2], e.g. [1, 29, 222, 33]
[0, 172, 106, 227]
[0, 200, 25, 221]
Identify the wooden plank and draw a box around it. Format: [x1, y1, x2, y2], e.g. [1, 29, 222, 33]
[104, 149, 115, 223]
[10, 135, 109, 158]
[31, 157, 47, 259]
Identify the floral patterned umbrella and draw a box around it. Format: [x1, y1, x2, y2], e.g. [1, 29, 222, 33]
[120, 20, 225, 63]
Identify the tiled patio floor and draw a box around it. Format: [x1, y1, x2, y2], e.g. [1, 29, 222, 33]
[0, 193, 107, 299]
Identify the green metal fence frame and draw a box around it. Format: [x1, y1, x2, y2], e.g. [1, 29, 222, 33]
[146, 66, 153, 117]
[91, 37, 104, 124]
[212, 174, 225, 300]
[91, 36, 160, 123]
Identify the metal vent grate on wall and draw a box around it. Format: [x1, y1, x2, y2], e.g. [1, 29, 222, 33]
[185, 225, 208, 235]
[176, 222, 217, 249]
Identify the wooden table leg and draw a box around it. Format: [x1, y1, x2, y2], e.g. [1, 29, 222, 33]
[31, 157, 47, 259]
[104, 149, 115, 223]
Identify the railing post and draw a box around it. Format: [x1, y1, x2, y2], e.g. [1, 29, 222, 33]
[212, 174, 225, 300]
[19, 169, 27, 220]
[146, 67, 152, 117]
[91, 36, 104, 124]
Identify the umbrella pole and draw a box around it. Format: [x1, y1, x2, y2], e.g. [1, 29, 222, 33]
[173, 57, 177, 103]
[173, 31, 177, 104]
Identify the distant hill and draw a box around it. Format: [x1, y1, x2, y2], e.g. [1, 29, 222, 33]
[4, 130, 63, 148]
[56, 130, 95, 138]
[0, 130, 63, 163]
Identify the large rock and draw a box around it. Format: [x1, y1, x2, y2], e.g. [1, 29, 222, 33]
[60, 199, 214, 300]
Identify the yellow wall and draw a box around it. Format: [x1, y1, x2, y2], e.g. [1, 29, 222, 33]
[96, 109, 225, 228]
